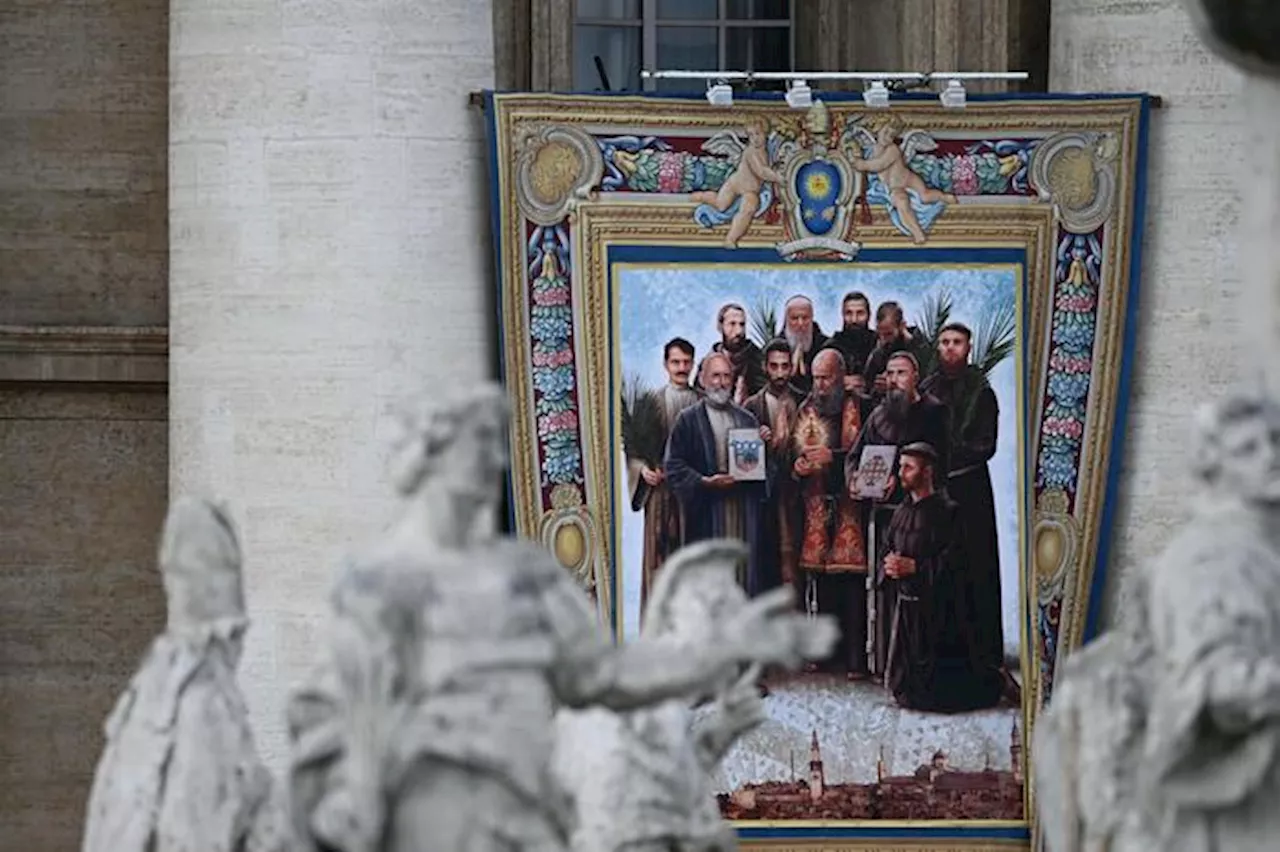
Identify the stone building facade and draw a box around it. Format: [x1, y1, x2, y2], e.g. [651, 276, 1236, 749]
[0, 0, 1245, 848]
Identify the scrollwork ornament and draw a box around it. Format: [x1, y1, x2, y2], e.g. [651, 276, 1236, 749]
[516, 124, 605, 226]
[1030, 132, 1117, 234]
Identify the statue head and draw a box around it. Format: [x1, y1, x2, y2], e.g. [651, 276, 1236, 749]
[158, 496, 245, 632]
[1183, 0, 1280, 78]
[386, 385, 510, 507]
[1191, 385, 1280, 504]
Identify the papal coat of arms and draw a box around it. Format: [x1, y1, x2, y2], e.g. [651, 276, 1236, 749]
[775, 100, 863, 261]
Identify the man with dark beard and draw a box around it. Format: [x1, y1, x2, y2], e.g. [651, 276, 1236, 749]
[919, 322, 1004, 673]
[847, 351, 951, 497]
[743, 338, 799, 594]
[781, 294, 829, 400]
[862, 301, 930, 401]
[845, 351, 949, 674]
[881, 443, 1006, 713]
[791, 348, 870, 678]
[711, 302, 766, 404]
[665, 352, 768, 594]
[828, 291, 878, 380]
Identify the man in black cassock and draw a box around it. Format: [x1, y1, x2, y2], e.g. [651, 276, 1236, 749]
[828, 290, 878, 379]
[881, 443, 1005, 713]
[861, 301, 931, 404]
[919, 322, 1004, 671]
[743, 338, 799, 595]
[845, 351, 950, 500]
[845, 350, 949, 673]
[665, 352, 767, 595]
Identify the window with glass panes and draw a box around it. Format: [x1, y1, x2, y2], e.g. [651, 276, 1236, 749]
[573, 0, 793, 93]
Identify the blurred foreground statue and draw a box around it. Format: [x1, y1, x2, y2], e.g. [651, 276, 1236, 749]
[286, 384, 837, 852]
[1035, 388, 1280, 852]
[82, 498, 290, 852]
[554, 540, 767, 852]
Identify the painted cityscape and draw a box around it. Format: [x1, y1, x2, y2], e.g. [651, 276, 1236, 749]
[720, 722, 1024, 821]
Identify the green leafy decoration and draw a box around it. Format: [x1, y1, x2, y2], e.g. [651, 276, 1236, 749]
[971, 298, 1017, 378]
[620, 373, 666, 467]
[913, 287, 955, 377]
[748, 298, 780, 349]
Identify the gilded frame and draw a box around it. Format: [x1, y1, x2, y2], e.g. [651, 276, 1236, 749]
[483, 91, 1152, 851]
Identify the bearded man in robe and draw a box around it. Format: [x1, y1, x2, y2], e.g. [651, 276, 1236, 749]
[791, 347, 869, 677]
[630, 337, 701, 604]
[781, 294, 829, 400]
[743, 338, 799, 594]
[919, 322, 1004, 671]
[847, 351, 951, 501]
[828, 290, 878, 380]
[846, 351, 950, 672]
[711, 302, 766, 404]
[863, 301, 931, 403]
[665, 352, 768, 594]
[880, 443, 1005, 713]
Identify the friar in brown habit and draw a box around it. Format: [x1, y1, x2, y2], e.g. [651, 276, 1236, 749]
[881, 443, 1005, 713]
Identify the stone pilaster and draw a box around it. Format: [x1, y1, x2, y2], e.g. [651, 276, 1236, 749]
[169, 0, 496, 765]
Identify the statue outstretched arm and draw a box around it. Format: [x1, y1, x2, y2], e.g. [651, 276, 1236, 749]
[543, 571, 835, 710]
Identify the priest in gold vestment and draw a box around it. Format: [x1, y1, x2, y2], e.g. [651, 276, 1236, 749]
[792, 348, 869, 677]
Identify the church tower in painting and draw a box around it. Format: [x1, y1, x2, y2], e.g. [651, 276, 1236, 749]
[808, 730, 825, 801]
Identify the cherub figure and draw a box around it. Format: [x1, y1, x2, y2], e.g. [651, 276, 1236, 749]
[554, 540, 773, 852]
[287, 384, 837, 852]
[1036, 386, 1280, 852]
[692, 119, 787, 249]
[844, 123, 957, 244]
[82, 498, 290, 852]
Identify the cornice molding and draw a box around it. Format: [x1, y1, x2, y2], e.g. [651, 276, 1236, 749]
[0, 325, 168, 384]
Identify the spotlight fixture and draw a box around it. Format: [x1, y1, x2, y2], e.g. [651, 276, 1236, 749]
[862, 80, 890, 108]
[706, 81, 734, 107]
[784, 79, 813, 109]
[939, 78, 967, 108]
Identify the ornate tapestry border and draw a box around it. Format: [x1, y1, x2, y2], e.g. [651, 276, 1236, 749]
[483, 91, 1152, 851]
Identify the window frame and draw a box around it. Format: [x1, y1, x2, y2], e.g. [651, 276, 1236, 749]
[573, 0, 795, 92]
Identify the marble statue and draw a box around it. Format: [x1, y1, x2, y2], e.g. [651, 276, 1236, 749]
[1182, 0, 1280, 77]
[1034, 386, 1280, 852]
[82, 497, 290, 852]
[553, 539, 768, 852]
[286, 384, 838, 852]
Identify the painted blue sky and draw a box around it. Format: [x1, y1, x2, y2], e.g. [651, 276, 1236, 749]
[612, 263, 1024, 656]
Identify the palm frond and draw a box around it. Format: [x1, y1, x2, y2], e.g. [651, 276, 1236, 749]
[914, 287, 954, 347]
[748, 298, 779, 349]
[971, 299, 1017, 377]
[620, 373, 666, 466]
[913, 288, 954, 378]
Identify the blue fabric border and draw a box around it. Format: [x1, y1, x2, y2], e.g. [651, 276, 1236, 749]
[481, 92, 519, 534]
[1083, 95, 1152, 639]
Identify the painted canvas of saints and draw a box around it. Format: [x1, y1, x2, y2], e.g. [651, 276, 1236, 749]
[614, 263, 1026, 822]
